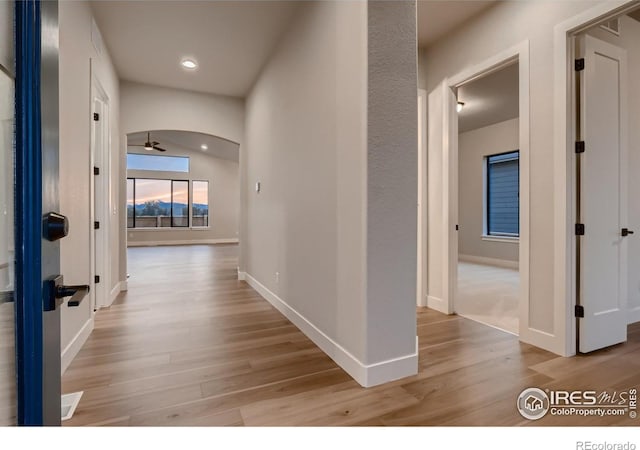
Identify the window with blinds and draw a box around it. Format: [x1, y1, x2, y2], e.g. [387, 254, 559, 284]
[486, 151, 519, 236]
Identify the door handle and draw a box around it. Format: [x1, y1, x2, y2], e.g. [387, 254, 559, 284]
[0, 290, 13, 304]
[622, 228, 635, 237]
[44, 276, 90, 311]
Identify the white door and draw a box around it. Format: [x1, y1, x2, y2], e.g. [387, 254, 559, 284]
[91, 76, 110, 310]
[426, 81, 458, 314]
[578, 34, 628, 353]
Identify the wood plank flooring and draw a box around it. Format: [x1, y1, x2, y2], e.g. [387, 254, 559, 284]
[62, 244, 640, 426]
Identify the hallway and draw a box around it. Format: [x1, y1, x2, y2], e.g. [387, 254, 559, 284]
[62, 245, 640, 426]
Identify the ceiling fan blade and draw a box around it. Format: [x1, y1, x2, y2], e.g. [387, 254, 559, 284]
[153, 146, 167, 152]
[152, 141, 160, 146]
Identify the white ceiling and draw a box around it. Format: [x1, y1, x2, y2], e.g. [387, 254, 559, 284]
[91, 1, 300, 97]
[418, 0, 496, 48]
[457, 62, 519, 133]
[127, 130, 240, 162]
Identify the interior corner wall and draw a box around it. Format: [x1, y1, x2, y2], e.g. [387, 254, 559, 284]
[59, 1, 120, 362]
[366, 0, 418, 366]
[458, 118, 519, 263]
[586, 16, 640, 320]
[243, 0, 368, 367]
[420, 0, 601, 350]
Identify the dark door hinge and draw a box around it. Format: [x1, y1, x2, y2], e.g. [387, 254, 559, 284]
[575, 223, 585, 236]
[94, 221, 100, 230]
[575, 58, 585, 72]
[94, 166, 100, 175]
[575, 141, 585, 154]
[575, 305, 585, 318]
[95, 275, 100, 284]
[93, 113, 99, 121]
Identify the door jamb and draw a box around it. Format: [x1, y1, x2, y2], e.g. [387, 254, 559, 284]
[417, 88, 427, 307]
[553, 0, 639, 357]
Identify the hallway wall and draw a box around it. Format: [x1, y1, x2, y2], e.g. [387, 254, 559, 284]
[59, 0, 121, 370]
[243, 1, 417, 386]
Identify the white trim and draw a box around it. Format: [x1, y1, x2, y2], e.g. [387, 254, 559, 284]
[108, 281, 122, 306]
[459, 254, 519, 270]
[628, 306, 640, 325]
[481, 235, 519, 244]
[553, 0, 639, 357]
[127, 238, 239, 247]
[237, 270, 246, 281]
[120, 279, 128, 291]
[61, 317, 94, 374]
[243, 272, 418, 387]
[427, 295, 448, 314]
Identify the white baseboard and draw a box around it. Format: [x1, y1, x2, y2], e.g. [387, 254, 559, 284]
[127, 238, 239, 247]
[459, 254, 519, 269]
[61, 317, 94, 374]
[108, 282, 121, 306]
[628, 306, 640, 325]
[427, 295, 449, 314]
[237, 270, 246, 281]
[120, 280, 128, 291]
[243, 272, 418, 387]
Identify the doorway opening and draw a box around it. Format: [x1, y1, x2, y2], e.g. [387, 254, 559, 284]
[454, 62, 520, 335]
[569, 4, 640, 353]
[421, 41, 531, 342]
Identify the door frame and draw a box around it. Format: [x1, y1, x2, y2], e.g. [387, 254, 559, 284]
[417, 89, 427, 307]
[553, 0, 639, 357]
[425, 41, 531, 340]
[90, 66, 111, 310]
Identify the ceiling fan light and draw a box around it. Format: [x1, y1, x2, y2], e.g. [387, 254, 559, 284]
[144, 144, 153, 151]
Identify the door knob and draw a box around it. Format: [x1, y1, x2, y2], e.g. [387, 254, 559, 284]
[622, 228, 635, 237]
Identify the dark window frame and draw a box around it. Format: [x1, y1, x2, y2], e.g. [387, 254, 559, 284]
[191, 180, 210, 228]
[486, 150, 520, 237]
[127, 177, 190, 229]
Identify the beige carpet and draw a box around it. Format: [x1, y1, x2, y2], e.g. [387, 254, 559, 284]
[455, 261, 519, 335]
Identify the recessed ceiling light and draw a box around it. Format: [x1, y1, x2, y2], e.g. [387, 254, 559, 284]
[456, 102, 465, 113]
[200, 144, 208, 150]
[181, 59, 198, 70]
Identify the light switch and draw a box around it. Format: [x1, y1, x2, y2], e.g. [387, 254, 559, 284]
[255, 181, 261, 193]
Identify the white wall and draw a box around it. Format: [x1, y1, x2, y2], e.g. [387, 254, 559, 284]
[127, 149, 239, 246]
[586, 16, 640, 321]
[458, 118, 519, 263]
[120, 81, 245, 284]
[59, 1, 121, 367]
[243, 1, 417, 386]
[420, 0, 603, 353]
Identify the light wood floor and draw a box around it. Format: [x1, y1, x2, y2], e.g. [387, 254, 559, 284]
[62, 244, 640, 426]
[456, 261, 519, 335]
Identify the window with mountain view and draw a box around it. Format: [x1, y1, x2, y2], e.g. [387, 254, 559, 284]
[127, 178, 189, 228]
[192, 181, 209, 228]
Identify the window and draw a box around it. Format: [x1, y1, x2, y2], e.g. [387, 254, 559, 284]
[192, 181, 209, 228]
[486, 151, 519, 237]
[127, 178, 189, 228]
[126, 153, 189, 172]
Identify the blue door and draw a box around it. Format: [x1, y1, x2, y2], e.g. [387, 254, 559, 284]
[2, 0, 85, 426]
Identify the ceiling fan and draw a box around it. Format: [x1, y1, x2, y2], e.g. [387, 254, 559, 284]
[129, 132, 167, 152]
